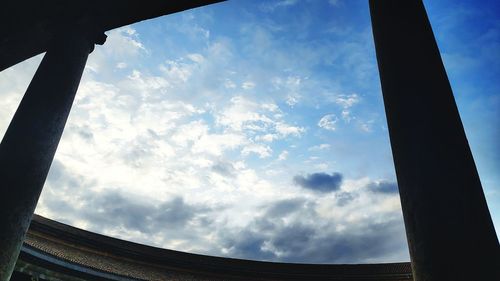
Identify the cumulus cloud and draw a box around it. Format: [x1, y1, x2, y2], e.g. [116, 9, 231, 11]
[335, 94, 360, 108]
[293, 172, 343, 193]
[318, 114, 338, 131]
[368, 181, 399, 194]
[217, 197, 408, 263]
[159, 60, 194, 83]
[241, 143, 273, 158]
[215, 96, 304, 145]
[275, 122, 304, 137]
[278, 150, 289, 161]
[192, 133, 246, 156]
[334, 191, 356, 207]
[37, 159, 217, 249]
[0, 4, 414, 264]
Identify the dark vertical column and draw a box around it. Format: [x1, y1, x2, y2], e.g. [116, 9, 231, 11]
[0, 34, 93, 281]
[369, 1, 499, 280]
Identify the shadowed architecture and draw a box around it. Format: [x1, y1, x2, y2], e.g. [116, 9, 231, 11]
[12, 215, 413, 281]
[0, 1, 498, 281]
[0, 0, 225, 72]
[369, 1, 499, 280]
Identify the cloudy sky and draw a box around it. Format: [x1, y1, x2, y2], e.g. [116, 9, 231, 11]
[1, 0, 498, 264]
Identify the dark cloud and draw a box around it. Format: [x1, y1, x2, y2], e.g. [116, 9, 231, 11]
[41, 162, 408, 263]
[42, 187, 207, 236]
[265, 198, 305, 218]
[293, 172, 343, 192]
[218, 199, 408, 263]
[334, 192, 356, 206]
[211, 161, 236, 177]
[42, 161, 214, 239]
[368, 181, 399, 194]
[77, 125, 94, 141]
[46, 159, 86, 189]
[219, 199, 407, 263]
[122, 138, 156, 168]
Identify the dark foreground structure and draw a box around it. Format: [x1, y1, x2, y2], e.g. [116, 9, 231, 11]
[369, 1, 500, 280]
[0, 1, 499, 281]
[11, 215, 413, 281]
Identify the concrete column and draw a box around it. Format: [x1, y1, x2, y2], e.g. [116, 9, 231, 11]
[369, 1, 499, 280]
[0, 33, 95, 281]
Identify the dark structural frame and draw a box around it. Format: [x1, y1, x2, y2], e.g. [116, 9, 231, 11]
[0, 1, 498, 280]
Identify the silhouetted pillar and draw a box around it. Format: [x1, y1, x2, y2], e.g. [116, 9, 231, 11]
[369, 1, 499, 280]
[0, 30, 103, 281]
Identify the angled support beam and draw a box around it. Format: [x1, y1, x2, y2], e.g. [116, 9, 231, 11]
[369, 1, 499, 280]
[0, 30, 102, 281]
[0, 0, 225, 71]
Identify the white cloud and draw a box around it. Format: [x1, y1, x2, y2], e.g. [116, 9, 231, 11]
[314, 163, 329, 170]
[335, 93, 360, 108]
[271, 76, 303, 107]
[260, 0, 299, 12]
[171, 120, 209, 146]
[187, 53, 205, 64]
[116, 62, 127, 69]
[108, 26, 146, 53]
[275, 122, 305, 137]
[242, 81, 256, 90]
[126, 70, 169, 93]
[341, 109, 353, 122]
[216, 96, 273, 132]
[241, 143, 273, 158]
[278, 150, 289, 161]
[192, 133, 247, 156]
[159, 60, 193, 83]
[308, 144, 331, 151]
[255, 134, 278, 142]
[286, 94, 300, 107]
[318, 114, 339, 131]
[359, 120, 375, 133]
[261, 103, 279, 112]
[215, 96, 304, 144]
[85, 26, 146, 75]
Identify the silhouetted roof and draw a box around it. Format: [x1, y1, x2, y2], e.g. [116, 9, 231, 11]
[0, 0, 224, 71]
[15, 215, 413, 281]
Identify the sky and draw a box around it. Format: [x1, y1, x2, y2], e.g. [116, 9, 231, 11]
[0, 0, 498, 264]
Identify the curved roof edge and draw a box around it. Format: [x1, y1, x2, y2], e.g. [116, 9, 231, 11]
[14, 215, 413, 281]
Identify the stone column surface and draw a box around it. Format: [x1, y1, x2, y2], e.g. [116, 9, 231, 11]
[0, 34, 92, 281]
[369, 1, 499, 281]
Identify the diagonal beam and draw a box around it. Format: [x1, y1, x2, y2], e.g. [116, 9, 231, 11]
[0, 0, 225, 71]
[0, 31, 94, 281]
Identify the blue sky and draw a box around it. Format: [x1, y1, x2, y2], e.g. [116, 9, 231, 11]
[0, 0, 498, 263]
